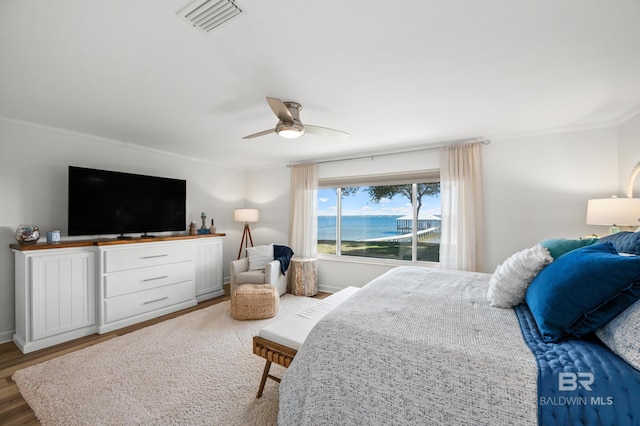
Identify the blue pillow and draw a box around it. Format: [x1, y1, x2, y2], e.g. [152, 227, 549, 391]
[538, 237, 597, 259]
[597, 231, 640, 255]
[525, 243, 640, 342]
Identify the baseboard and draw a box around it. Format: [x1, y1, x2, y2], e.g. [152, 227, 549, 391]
[0, 329, 15, 345]
[318, 284, 346, 294]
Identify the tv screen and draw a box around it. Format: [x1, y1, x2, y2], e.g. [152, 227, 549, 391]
[68, 166, 186, 237]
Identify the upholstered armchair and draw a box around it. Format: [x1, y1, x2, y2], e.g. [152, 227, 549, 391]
[230, 244, 289, 296]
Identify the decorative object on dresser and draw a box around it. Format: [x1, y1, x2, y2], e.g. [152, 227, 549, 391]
[234, 208, 259, 259]
[197, 211, 210, 234]
[15, 224, 40, 244]
[46, 229, 60, 243]
[11, 234, 224, 353]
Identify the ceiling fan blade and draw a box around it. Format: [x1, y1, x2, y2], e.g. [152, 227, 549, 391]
[304, 125, 350, 139]
[266, 97, 294, 122]
[242, 128, 276, 139]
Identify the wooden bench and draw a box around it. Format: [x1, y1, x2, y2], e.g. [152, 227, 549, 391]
[252, 286, 360, 397]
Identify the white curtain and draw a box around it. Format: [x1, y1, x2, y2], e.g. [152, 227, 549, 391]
[289, 163, 318, 258]
[439, 142, 485, 272]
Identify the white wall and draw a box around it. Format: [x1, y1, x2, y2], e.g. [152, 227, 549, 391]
[318, 148, 440, 178]
[243, 166, 291, 249]
[617, 112, 640, 197]
[483, 127, 619, 271]
[0, 118, 245, 342]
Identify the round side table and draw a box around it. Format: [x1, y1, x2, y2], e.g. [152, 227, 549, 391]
[288, 257, 318, 296]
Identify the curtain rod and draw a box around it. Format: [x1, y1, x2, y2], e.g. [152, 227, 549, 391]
[287, 137, 490, 167]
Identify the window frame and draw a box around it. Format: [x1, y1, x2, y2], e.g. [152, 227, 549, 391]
[318, 170, 440, 265]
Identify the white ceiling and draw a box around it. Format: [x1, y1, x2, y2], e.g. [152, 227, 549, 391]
[1, 0, 639, 169]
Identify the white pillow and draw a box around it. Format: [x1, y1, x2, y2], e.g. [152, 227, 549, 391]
[247, 244, 274, 271]
[487, 245, 553, 308]
[596, 298, 640, 372]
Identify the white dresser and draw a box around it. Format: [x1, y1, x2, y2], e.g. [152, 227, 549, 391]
[99, 240, 198, 333]
[12, 234, 224, 353]
[194, 237, 224, 302]
[14, 247, 97, 354]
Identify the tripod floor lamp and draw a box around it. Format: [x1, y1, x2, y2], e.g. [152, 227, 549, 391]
[234, 208, 259, 259]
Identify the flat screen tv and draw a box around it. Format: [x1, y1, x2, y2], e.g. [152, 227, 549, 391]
[68, 166, 186, 237]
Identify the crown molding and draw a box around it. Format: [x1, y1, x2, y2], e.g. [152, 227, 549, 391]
[0, 116, 244, 170]
[614, 103, 640, 125]
[488, 103, 640, 141]
[487, 120, 617, 141]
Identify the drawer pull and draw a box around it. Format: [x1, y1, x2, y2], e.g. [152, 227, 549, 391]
[140, 254, 169, 259]
[142, 275, 169, 282]
[143, 296, 169, 305]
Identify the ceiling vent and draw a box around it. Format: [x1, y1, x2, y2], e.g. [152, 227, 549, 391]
[177, 0, 243, 34]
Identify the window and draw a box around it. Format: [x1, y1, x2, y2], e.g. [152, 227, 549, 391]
[317, 172, 440, 263]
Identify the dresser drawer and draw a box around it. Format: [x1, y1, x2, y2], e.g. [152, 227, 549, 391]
[104, 261, 194, 298]
[103, 280, 194, 324]
[103, 243, 193, 273]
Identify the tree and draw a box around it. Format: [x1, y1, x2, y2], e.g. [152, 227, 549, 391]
[338, 187, 359, 197]
[364, 183, 440, 217]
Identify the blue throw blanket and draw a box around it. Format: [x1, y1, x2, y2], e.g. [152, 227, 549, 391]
[514, 304, 640, 426]
[274, 245, 294, 275]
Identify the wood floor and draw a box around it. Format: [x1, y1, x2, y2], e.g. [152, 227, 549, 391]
[0, 287, 329, 425]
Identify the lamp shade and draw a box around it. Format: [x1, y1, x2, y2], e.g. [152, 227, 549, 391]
[586, 198, 640, 226]
[234, 208, 259, 223]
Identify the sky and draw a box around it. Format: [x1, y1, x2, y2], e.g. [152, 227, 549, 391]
[318, 187, 441, 216]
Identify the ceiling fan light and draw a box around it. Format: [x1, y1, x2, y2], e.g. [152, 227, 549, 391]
[242, 97, 347, 140]
[277, 128, 304, 139]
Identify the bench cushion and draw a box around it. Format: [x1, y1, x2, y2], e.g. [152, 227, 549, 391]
[258, 286, 360, 350]
[235, 270, 266, 285]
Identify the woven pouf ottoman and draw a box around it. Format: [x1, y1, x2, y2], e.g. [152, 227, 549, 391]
[231, 284, 280, 320]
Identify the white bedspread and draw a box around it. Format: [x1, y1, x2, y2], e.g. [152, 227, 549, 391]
[278, 266, 538, 425]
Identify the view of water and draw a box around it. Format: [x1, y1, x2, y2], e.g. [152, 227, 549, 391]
[318, 215, 403, 241]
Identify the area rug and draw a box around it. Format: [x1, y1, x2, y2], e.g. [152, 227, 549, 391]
[13, 295, 319, 426]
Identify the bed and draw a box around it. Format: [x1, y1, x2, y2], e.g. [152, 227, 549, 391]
[278, 233, 640, 425]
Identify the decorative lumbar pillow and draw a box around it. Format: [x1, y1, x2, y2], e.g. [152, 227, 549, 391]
[247, 244, 274, 271]
[487, 245, 553, 308]
[597, 231, 640, 255]
[596, 298, 640, 371]
[525, 243, 640, 342]
[538, 237, 598, 259]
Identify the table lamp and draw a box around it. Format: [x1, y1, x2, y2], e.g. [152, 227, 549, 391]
[587, 161, 640, 234]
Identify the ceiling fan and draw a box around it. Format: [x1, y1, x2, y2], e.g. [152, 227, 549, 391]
[242, 97, 350, 140]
